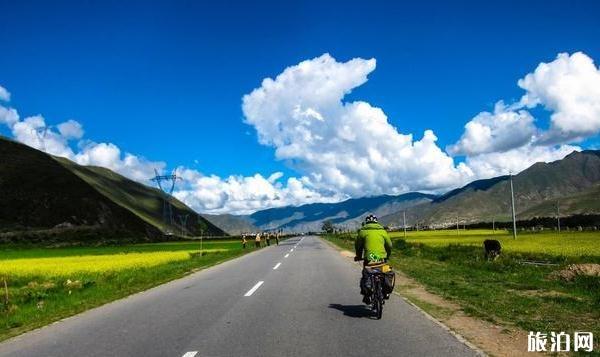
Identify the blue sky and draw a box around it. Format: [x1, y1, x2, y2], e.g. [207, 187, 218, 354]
[1, 0, 600, 213]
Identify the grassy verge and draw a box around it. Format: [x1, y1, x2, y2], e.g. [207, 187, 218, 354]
[324, 231, 600, 349]
[0, 240, 257, 342]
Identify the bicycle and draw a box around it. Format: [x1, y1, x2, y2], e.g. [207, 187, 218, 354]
[354, 257, 390, 320]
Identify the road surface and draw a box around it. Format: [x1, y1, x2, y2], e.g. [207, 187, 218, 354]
[0, 236, 479, 357]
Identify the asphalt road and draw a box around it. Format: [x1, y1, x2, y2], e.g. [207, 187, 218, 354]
[0, 236, 479, 357]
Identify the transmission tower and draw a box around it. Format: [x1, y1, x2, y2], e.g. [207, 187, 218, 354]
[32, 126, 50, 152]
[151, 169, 181, 227]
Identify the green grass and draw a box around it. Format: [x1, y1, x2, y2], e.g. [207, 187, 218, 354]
[390, 229, 600, 260]
[325, 230, 600, 349]
[0, 239, 255, 342]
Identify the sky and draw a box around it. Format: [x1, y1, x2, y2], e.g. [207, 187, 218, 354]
[1, 0, 600, 214]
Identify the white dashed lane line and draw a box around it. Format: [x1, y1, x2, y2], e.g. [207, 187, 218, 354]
[182, 352, 198, 357]
[284, 253, 289, 258]
[273, 262, 281, 270]
[244, 281, 264, 297]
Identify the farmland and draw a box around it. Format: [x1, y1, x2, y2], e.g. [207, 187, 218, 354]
[325, 229, 600, 349]
[0, 239, 254, 341]
[390, 229, 600, 259]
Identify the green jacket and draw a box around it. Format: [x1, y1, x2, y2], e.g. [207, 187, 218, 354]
[355, 222, 392, 263]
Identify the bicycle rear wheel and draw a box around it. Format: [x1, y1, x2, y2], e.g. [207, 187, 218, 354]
[374, 280, 383, 319]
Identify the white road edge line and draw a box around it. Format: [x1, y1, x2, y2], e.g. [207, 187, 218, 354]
[284, 253, 290, 258]
[244, 281, 264, 297]
[273, 262, 282, 270]
[182, 352, 198, 357]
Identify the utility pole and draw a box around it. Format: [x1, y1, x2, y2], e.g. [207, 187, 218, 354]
[510, 173, 517, 239]
[456, 215, 460, 235]
[556, 200, 561, 234]
[200, 228, 204, 256]
[492, 217, 495, 233]
[403, 211, 407, 239]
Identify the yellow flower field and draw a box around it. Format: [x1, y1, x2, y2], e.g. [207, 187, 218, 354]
[0, 249, 227, 277]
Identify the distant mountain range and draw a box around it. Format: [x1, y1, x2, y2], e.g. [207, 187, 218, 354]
[203, 150, 600, 233]
[203, 193, 436, 234]
[0, 136, 224, 243]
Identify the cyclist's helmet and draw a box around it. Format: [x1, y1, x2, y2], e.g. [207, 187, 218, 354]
[365, 214, 378, 224]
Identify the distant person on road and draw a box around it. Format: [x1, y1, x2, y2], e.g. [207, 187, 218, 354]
[354, 214, 393, 304]
[265, 232, 271, 246]
[241, 234, 247, 249]
[255, 232, 261, 248]
[275, 231, 280, 245]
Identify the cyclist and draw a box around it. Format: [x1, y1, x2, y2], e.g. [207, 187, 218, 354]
[354, 214, 392, 304]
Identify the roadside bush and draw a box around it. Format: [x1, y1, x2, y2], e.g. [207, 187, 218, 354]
[393, 239, 407, 250]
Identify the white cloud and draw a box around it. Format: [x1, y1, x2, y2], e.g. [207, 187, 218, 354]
[518, 52, 600, 143]
[448, 101, 537, 156]
[11, 115, 77, 158]
[465, 144, 580, 178]
[242, 53, 473, 197]
[173, 169, 336, 215]
[57, 119, 84, 139]
[0, 85, 10, 102]
[448, 51, 599, 177]
[0, 105, 19, 128]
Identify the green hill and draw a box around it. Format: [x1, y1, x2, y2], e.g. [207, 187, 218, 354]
[0, 136, 224, 243]
[200, 213, 258, 235]
[381, 150, 600, 227]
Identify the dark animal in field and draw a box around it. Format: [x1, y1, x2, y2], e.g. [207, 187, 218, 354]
[483, 239, 501, 260]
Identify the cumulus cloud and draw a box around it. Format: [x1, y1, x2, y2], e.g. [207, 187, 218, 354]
[173, 169, 336, 215]
[57, 119, 84, 139]
[465, 144, 579, 178]
[448, 101, 537, 156]
[0, 85, 10, 102]
[519, 52, 600, 143]
[448, 51, 599, 177]
[243, 53, 473, 197]
[0, 105, 19, 128]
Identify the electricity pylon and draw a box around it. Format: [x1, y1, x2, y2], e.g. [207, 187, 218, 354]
[32, 126, 49, 152]
[151, 169, 181, 227]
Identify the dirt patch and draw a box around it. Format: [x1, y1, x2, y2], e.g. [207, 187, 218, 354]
[395, 270, 530, 357]
[550, 263, 600, 281]
[339, 249, 355, 258]
[509, 289, 584, 301]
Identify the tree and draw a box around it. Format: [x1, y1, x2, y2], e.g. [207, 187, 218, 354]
[322, 220, 334, 233]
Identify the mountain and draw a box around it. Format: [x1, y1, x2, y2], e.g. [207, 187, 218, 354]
[210, 192, 436, 232]
[380, 150, 600, 227]
[0, 136, 224, 243]
[200, 213, 257, 235]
